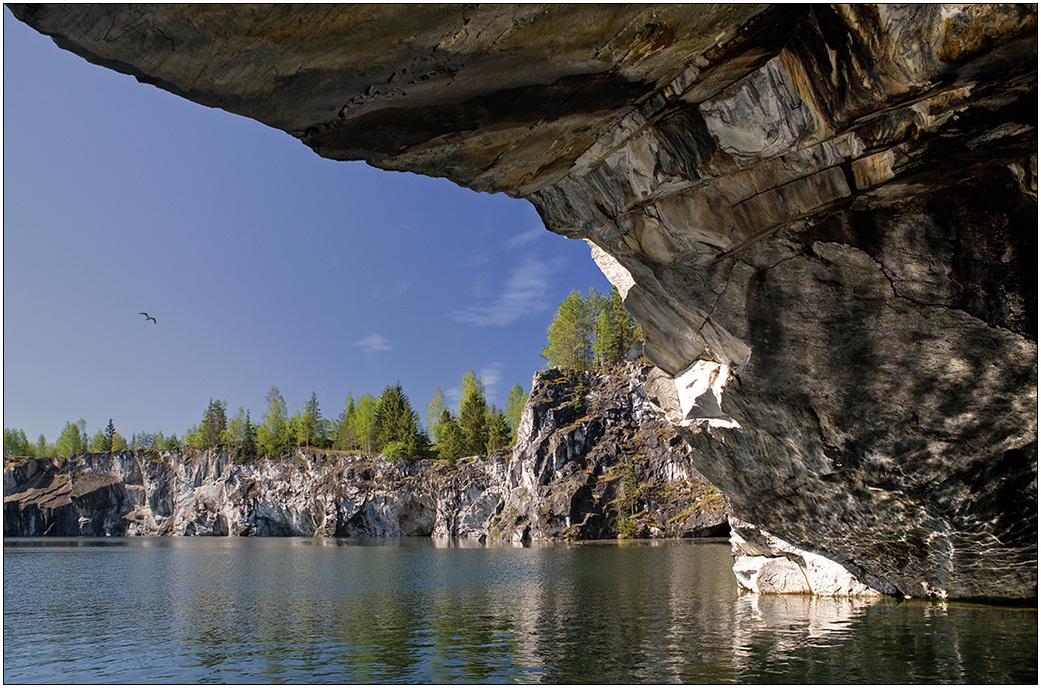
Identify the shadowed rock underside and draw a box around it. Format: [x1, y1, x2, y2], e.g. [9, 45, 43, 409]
[9, 3, 1037, 600]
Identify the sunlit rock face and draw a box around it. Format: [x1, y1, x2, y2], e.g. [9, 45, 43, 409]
[11, 4, 1036, 599]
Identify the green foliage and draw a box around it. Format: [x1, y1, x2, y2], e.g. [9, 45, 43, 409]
[347, 394, 378, 453]
[593, 286, 642, 365]
[334, 395, 356, 450]
[201, 399, 228, 449]
[15, 296, 635, 464]
[457, 370, 489, 457]
[130, 431, 159, 451]
[616, 461, 642, 539]
[227, 407, 249, 446]
[104, 419, 117, 452]
[372, 382, 423, 458]
[257, 386, 290, 458]
[3, 428, 34, 458]
[88, 430, 108, 453]
[334, 393, 377, 452]
[542, 286, 642, 372]
[381, 440, 409, 461]
[241, 411, 257, 459]
[505, 383, 528, 444]
[541, 290, 595, 371]
[36, 434, 55, 458]
[486, 406, 511, 453]
[436, 408, 464, 467]
[111, 432, 128, 451]
[56, 419, 88, 457]
[183, 424, 203, 449]
[425, 388, 450, 446]
[299, 391, 329, 448]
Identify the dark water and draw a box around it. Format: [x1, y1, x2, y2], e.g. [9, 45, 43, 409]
[3, 538, 1036, 684]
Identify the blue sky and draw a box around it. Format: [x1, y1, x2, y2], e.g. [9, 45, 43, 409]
[3, 10, 611, 443]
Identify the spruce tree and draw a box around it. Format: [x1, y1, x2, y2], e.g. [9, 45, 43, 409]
[242, 410, 257, 460]
[104, 419, 116, 452]
[372, 383, 421, 457]
[437, 408, 464, 467]
[457, 370, 488, 457]
[486, 407, 511, 453]
[301, 391, 324, 448]
[201, 400, 228, 448]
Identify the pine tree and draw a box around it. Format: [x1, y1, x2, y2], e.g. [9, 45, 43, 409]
[593, 286, 641, 364]
[541, 290, 595, 371]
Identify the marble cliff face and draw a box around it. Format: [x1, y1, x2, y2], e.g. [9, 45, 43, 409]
[4, 363, 727, 543]
[10, 4, 1036, 600]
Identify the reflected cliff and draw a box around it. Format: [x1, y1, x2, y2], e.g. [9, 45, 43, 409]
[3, 538, 1036, 683]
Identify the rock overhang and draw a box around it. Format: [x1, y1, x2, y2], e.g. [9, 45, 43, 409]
[9, 3, 1037, 600]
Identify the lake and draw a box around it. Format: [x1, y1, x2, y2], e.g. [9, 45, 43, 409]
[3, 537, 1036, 684]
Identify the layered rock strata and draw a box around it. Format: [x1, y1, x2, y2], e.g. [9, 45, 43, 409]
[5, 363, 727, 542]
[9, 4, 1036, 599]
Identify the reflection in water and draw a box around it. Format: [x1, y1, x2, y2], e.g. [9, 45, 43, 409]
[3, 538, 1037, 684]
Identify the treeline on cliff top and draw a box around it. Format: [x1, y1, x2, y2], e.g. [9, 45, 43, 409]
[4, 287, 641, 464]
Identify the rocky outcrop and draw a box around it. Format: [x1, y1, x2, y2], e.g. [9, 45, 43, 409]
[4, 364, 726, 542]
[496, 364, 727, 543]
[9, 4, 1036, 599]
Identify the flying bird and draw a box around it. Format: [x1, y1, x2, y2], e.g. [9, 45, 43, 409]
[139, 312, 157, 324]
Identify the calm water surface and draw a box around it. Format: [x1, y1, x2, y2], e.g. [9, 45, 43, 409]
[3, 538, 1036, 684]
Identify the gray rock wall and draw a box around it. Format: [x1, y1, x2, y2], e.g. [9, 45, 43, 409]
[4, 364, 725, 543]
[9, 4, 1036, 599]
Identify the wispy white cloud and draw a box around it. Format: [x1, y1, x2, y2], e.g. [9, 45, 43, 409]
[479, 363, 504, 390]
[479, 362, 505, 402]
[353, 333, 391, 354]
[451, 255, 562, 327]
[506, 227, 545, 250]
